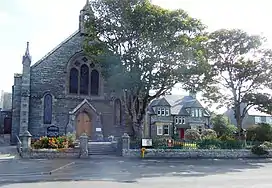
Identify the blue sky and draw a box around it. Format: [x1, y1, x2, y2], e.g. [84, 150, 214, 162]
[0, 0, 271, 95]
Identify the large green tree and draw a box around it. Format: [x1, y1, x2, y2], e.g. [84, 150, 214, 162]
[83, 0, 211, 136]
[203, 29, 272, 135]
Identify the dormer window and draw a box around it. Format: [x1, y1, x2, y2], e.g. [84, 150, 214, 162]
[161, 108, 165, 116]
[191, 109, 195, 117]
[178, 117, 182, 124]
[199, 109, 203, 117]
[175, 117, 179, 124]
[195, 109, 199, 117]
[182, 117, 185, 124]
[157, 107, 161, 116]
[175, 117, 186, 124]
[165, 108, 170, 116]
[191, 108, 203, 117]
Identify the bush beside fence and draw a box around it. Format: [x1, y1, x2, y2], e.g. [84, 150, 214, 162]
[130, 138, 260, 150]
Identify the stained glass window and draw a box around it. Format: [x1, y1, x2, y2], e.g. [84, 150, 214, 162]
[69, 68, 79, 94]
[80, 64, 89, 95]
[91, 69, 99, 95]
[44, 94, 52, 124]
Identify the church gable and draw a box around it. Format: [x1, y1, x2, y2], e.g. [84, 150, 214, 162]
[29, 31, 84, 97]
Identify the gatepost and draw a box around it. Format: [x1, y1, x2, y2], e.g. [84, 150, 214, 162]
[79, 132, 88, 158]
[19, 130, 32, 152]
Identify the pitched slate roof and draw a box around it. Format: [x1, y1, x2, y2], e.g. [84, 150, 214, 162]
[148, 95, 210, 117]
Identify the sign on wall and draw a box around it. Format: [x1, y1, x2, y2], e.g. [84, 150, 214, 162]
[47, 125, 59, 137]
[142, 139, 152, 147]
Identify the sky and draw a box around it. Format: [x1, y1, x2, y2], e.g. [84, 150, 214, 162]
[0, 0, 271, 110]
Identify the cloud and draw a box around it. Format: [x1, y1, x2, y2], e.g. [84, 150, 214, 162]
[0, 11, 9, 25]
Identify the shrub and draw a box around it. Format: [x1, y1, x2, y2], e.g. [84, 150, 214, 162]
[201, 129, 217, 140]
[211, 114, 237, 137]
[197, 139, 221, 149]
[247, 124, 272, 142]
[152, 136, 172, 148]
[130, 137, 142, 149]
[262, 141, 272, 149]
[219, 134, 235, 141]
[251, 144, 269, 156]
[32, 136, 75, 149]
[184, 129, 201, 141]
[197, 139, 244, 149]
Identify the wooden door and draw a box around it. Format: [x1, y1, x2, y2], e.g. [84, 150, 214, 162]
[76, 112, 92, 139]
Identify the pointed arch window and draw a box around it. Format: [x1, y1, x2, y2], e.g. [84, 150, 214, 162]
[44, 94, 52, 124]
[114, 99, 122, 125]
[80, 64, 89, 95]
[91, 69, 99, 95]
[69, 68, 79, 94]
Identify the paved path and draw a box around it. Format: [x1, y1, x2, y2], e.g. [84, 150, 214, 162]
[0, 157, 272, 187]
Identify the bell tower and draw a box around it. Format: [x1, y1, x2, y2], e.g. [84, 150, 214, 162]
[79, 0, 94, 35]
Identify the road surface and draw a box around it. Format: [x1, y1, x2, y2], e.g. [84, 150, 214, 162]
[0, 156, 272, 187]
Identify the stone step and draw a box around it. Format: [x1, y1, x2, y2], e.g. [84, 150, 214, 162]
[87, 142, 117, 155]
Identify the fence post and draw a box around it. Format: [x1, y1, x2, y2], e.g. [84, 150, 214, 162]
[79, 133, 89, 158]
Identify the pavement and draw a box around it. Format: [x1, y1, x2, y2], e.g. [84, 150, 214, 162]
[0, 156, 272, 187]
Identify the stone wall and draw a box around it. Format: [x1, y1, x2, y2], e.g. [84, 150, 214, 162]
[122, 149, 272, 159]
[20, 148, 80, 159]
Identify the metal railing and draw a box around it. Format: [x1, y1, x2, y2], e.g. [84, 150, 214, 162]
[15, 135, 22, 155]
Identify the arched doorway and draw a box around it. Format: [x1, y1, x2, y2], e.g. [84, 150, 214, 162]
[76, 112, 92, 139]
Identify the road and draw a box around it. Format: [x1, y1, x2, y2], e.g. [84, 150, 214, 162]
[0, 156, 272, 187]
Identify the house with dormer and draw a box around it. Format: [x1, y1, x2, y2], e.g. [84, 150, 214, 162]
[145, 93, 211, 139]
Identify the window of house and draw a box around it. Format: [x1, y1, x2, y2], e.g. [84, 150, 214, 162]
[161, 108, 165, 116]
[182, 117, 185, 124]
[199, 109, 203, 117]
[191, 109, 195, 117]
[157, 125, 163, 135]
[175, 117, 179, 124]
[178, 117, 182, 124]
[163, 125, 169, 135]
[165, 108, 170, 116]
[43, 94, 52, 124]
[198, 125, 202, 134]
[255, 116, 261, 124]
[157, 107, 161, 116]
[266, 117, 272, 124]
[195, 109, 199, 117]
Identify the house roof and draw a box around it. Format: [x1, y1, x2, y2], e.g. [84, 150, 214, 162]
[247, 107, 271, 117]
[224, 105, 272, 117]
[149, 95, 210, 116]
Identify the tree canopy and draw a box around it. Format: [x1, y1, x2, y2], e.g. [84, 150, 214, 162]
[84, 0, 211, 136]
[202, 29, 272, 131]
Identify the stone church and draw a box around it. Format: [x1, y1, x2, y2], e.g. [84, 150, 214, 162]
[11, 1, 123, 144]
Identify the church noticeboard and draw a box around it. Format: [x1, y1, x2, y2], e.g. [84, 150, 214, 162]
[47, 125, 59, 137]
